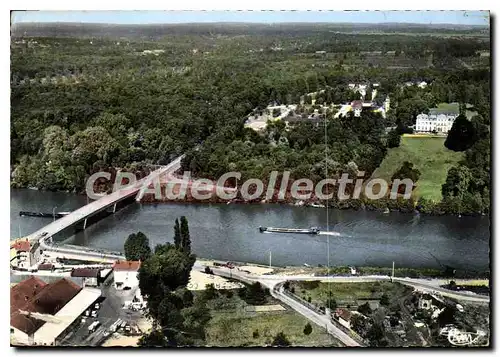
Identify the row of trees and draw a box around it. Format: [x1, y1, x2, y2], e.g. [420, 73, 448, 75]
[123, 217, 213, 347]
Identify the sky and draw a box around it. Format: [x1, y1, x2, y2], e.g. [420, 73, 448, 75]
[11, 10, 489, 26]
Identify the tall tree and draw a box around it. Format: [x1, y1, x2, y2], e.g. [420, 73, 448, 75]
[444, 114, 477, 152]
[180, 216, 191, 254]
[174, 218, 181, 248]
[124, 232, 152, 261]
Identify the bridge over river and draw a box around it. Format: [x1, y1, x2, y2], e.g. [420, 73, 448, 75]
[17, 156, 183, 263]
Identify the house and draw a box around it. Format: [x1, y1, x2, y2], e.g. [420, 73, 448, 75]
[418, 81, 428, 89]
[11, 240, 31, 269]
[415, 112, 458, 133]
[334, 308, 352, 329]
[351, 100, 363, 117]
[10, 276, 101, 346]
[71, 268, 101, 287]
[418, 294, 434, 310]
[384, 96, 390, 113]
[113, 260, 141, 290]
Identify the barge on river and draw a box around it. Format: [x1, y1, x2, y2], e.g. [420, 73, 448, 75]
[259, 226, 320, 235]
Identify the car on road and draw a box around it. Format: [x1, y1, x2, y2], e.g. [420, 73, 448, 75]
[88, 321, 101, 334]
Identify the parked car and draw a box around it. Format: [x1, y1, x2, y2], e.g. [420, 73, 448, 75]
[94, 303, 100, 310]
[91, 310, 98, 318]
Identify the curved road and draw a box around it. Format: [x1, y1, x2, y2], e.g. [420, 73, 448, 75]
[194, 264, 489, 347]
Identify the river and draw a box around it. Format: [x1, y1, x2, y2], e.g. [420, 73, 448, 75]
[10, 189, 490, 271]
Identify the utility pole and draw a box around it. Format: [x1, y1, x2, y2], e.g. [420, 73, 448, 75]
[269, 250, 272, 269]
[391, 261, 395, 282]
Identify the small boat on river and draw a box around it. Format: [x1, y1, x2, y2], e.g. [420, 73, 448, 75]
[258, 226, 320, 235]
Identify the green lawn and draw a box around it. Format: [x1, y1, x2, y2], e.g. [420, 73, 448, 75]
[371, 136, 463, 201]
[204, 292, 339, 347]
[291, 281, 412, 308]
[434, 102, 477, 119]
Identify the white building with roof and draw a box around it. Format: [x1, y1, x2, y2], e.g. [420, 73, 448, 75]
[113, 261, 141, 290]
[415, 112, 458, 133]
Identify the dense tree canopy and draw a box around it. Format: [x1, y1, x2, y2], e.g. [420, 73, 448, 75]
[124, 231, 152, 261]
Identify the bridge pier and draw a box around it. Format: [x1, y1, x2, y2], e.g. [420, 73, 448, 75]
[113, 203, 117, 213]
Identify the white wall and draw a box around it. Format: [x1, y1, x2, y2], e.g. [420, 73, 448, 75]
[113, 270, 139, 290]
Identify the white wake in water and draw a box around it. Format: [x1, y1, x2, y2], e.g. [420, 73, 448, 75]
[318, 231, 342, 236]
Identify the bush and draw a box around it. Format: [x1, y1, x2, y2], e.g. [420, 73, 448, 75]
[303, 323, 313, 335]
[357, 302, 372, 316]
[380, 293, 390, 306]
[204, 266, 213, 274]
[272, 332, 291, 346]
[203, 283, 218, 300]
[253, 329, 259, 339]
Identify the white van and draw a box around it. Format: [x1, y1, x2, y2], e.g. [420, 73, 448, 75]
[88, 321, 100, 333]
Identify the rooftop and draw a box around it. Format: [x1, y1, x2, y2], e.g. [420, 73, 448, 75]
[11, 278, 81, 335]
[336, 308, 352, 322]
[113, 260, 142, 272]
[11, 240, 30, 252]
[71, 268, 101, 278]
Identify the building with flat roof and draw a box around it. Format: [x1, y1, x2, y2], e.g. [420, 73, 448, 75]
[10, 276, 101, 346]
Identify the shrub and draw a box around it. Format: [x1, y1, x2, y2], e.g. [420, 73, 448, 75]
[303, 323, 313, 335]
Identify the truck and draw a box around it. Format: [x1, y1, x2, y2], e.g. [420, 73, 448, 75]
[88, 321, 100, 333]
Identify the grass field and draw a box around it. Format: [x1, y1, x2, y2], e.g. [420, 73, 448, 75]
[371, 136, 464, 201]
[291, 281, 411, 307]
[204, 292, 339, 347]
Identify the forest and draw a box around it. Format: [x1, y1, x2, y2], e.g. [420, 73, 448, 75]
[10, 24, 490, 214]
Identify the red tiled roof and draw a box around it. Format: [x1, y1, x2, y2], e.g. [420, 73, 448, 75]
[10, 278, 81, 335]
[336, 308, 352, 322]
[10, 277, 47, 314]
[11, 240, 30, 252]
[113, 260, 141, 271]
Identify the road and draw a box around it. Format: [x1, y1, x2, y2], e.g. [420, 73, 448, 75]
[193, 264, 489, 347]
[193, 264, 361, 347]
[59, 276, 143, 346]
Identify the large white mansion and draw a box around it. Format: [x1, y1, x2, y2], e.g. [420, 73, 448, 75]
[415, 110, 459, 134]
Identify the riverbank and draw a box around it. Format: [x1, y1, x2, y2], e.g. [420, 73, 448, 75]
[12, 177, 487, 217]
[198, 259, 490, 280]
